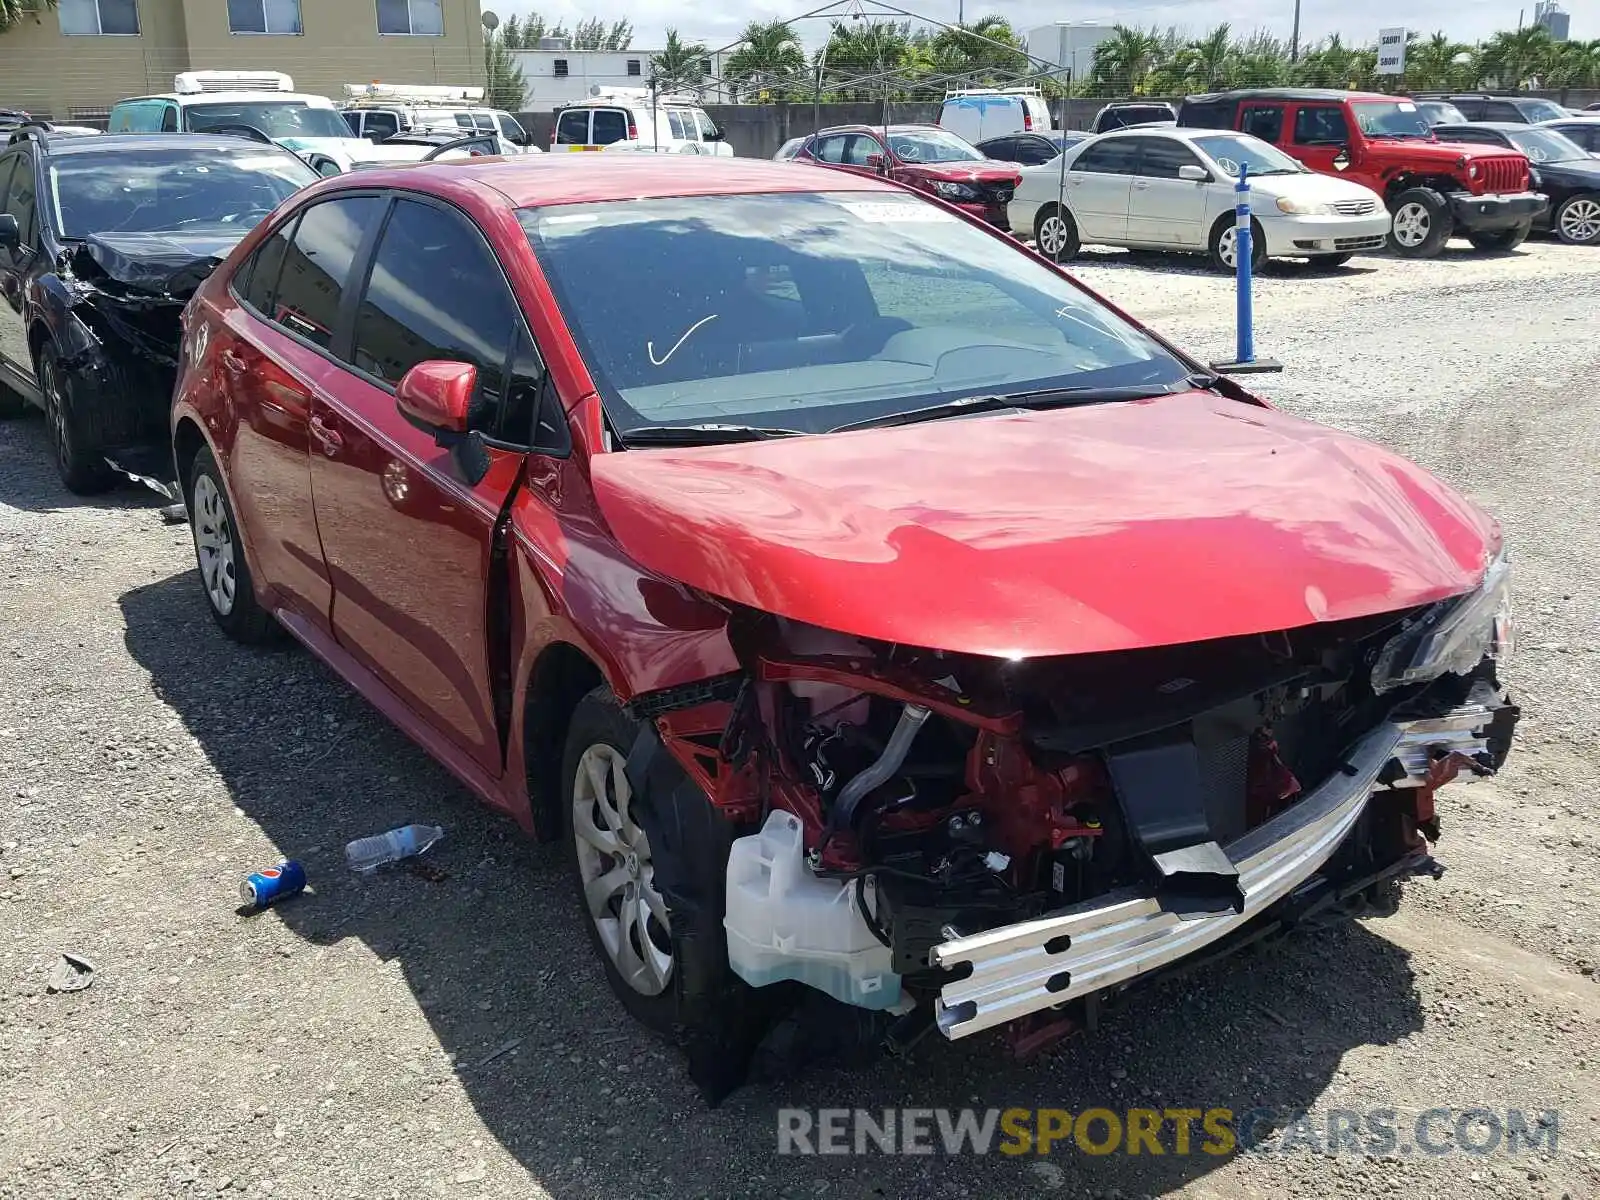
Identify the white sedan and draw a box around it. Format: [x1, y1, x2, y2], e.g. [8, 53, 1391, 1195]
[1009, 128, 1393, 270]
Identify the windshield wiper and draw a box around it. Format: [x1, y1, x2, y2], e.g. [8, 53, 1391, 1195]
[829, 383, 1181, 434]
[619, 423, 806, 446]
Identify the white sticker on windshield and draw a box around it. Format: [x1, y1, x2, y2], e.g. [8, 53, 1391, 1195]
[1397, 102, 1417, 112]
[544, 213, 601, 226]
[840, 201, 954, 224]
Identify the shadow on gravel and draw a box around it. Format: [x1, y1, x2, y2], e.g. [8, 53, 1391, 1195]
[119, 567, 1428, 1199]
[1068, 247, 1383, 279]
[0, 415, 164, 516]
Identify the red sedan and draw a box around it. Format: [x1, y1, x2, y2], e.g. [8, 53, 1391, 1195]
[172, 155, 1517, 1098]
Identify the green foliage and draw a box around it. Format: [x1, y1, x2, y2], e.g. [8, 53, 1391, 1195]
[652, 28, 710, 91]
[483, 30, 527, 110]
[1, 0, 56, 36]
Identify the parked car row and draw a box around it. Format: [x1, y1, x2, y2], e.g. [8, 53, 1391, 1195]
[1, 148, 1520, 1101]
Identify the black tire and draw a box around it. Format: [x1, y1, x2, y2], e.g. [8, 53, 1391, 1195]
[37, 349, 115, 495]
[1032, 203, 1080, 261]
[561, 689, 773, 1101]
[1387, 188, 1453, 258]
[1305, 252, 1355, 271]
[1207, 215, 1266, 273]
[1468, 222, 1530, 252]
[187, 446, 278, 643]
[1552, 193, 1600, 246]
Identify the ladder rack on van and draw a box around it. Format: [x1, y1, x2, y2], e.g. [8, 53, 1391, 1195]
[942, 86, 1044, 98]
[341, 83, 486, 107]
[578, 85, 700, 107]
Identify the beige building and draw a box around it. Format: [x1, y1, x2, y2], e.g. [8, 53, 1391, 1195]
[0, 0, 485, 123]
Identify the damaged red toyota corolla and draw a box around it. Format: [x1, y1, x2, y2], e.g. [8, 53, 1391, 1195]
[170, 156, 1517, 1100]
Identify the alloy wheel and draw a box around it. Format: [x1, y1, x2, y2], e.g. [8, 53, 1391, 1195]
[1392, 202, 1431, 248]
[1558, 197, 1600, 244]
[40, 359, 70, 476]
[571, 743, 673, 997]
[1218, 226, 1243, 268]
[191, 475, 237, 616]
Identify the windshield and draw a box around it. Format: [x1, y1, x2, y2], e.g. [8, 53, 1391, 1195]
[1506, 127, 1586, 163]
[1417, 101, 1467, 126]
[888, 129, 985, 163]
[1350, 101, 1432, 139]
[1519, 99, 1567, 123]
[47, 148, 316, 238]
[520, 191, 1188, 438]
[186, 101, 352, 140]
[1192, 134, 1305, 177]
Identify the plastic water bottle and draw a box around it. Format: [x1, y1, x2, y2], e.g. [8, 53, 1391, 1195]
[345, 824, 444, 873]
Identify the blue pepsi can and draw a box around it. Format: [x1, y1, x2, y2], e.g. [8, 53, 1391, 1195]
[240, 860, 307, 910]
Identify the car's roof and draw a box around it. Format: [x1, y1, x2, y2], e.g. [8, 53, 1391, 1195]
[15, 131, 291, 157]
[1435, 122, 1525, 133]
[1543, 115, 1600, 124]
[123, 91, 333, 106]
[322, 154, 901, 208]
[1184, 88, 1392, 103]
[813, 123, 943, 136]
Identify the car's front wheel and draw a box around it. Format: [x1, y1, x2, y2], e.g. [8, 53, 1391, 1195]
[1553, 193, 1600, 246]
[37, 349, 115, 495]
[188, 446, 277, 643]
[1387, 188, 1452, 257]
[1467, 222, 1531, 252]
[1032, 204, 1080, 261]
[1208, 216, 1266, 273]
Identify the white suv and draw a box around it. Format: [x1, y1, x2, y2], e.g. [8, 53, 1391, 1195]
[339, 84, 534, 152]
[552, 88, 733, 155]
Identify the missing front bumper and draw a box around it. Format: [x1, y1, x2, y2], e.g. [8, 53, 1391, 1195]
[929, 690, 1512, 1040]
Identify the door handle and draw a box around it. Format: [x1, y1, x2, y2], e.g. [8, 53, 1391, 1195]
[1133, 181, 1150, 190]
[220, 349, 247, 376]
[308, 415, 343, 457]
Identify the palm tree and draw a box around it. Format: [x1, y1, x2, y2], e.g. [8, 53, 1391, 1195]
[1091, 25, 1164, 95]
[1478, 26, 1554, 87]
[652, 29, 710, 91]
[1407, 32, 1472, 90]
[1, 0, 54, 34]
[1190, 24, 1234, 90]
[724, 19, 807, 100]
[820, 20, 911, 99]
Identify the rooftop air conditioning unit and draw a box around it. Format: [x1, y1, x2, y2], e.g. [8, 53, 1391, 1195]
[538, 36, 569, 50]
[175, 70, 294, 94]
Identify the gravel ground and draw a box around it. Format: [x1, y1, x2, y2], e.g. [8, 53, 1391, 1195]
[2, 240, 1598, 1200]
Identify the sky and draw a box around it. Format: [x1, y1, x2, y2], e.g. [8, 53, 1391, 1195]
[489, 0, 1593, 54]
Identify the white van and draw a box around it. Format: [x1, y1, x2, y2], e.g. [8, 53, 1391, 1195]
[109, 71, 377, 164]
[551, 87, 733, 155]
[338, 82, 533, 152]
[938, 88, 1055, 145]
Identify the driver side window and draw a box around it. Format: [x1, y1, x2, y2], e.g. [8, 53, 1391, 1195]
[843, 135, 882, 166]
[812, 135, 848, 164]
[1294, 107, 1349, 146]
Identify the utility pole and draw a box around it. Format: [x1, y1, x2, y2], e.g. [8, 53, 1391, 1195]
[958, 0, 964, 26]
[1290, 0, 1302, 61]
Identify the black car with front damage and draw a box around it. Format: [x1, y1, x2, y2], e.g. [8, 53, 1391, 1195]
[0, 130, 316, 493]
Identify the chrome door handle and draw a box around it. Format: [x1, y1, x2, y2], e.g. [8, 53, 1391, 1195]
[308, 415, 343, 457]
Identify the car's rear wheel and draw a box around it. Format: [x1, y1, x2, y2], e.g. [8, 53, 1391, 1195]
[1387, 188, 1452, 257]
[1208, 216, 1266, 273]
[37, 350, 115, 495]
[1553, 194, 1600, 246]
[1467, 222, 1530, 252]
[188, 447, 277, 644]
[1032, 204, 1080, 261]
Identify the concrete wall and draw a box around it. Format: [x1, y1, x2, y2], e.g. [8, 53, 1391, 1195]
[0, 0, 484, 120]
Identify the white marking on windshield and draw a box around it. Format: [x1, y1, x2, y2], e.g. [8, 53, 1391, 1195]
[648, 314, 718, 367]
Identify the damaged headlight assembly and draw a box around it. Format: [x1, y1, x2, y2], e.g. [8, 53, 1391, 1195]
[1370, 553, 1513, 694]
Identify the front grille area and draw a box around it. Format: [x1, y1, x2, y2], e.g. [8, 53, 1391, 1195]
[1335, 235, 1388, 250]
[982, 182, 1016, 204]
[1330, 198, 1378, 216]
[1480, 156, 1526, 194]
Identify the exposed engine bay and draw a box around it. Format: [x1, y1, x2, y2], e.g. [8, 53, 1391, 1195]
[626, 559, 1518, 1055]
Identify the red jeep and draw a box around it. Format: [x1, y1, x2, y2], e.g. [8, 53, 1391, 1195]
[793, 123, 1021, 229]
[1178, 89, 1547, 256]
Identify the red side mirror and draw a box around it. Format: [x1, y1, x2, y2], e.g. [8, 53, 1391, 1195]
[396, 360, 476, 435]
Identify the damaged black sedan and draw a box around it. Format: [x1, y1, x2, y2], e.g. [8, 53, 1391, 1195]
[0, 131, 316, 493]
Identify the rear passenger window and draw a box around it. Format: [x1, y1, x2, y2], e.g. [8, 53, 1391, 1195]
[666, 110, 687, 140]
[590, 109, 627, 145]
[555, 110, 588, 144]
[271, 196, 382, 350]
[352, 199, 524, 441]
[240, 216, 296, 315]
[1240, 106, 1283, 142]
[1074, 139, 1139, 175]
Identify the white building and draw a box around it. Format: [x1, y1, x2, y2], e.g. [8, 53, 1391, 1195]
[510, 42, 725, 111]
[1024, 22, 1116, 88]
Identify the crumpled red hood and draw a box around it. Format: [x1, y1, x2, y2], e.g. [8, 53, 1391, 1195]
[589, 392, 1498, 658]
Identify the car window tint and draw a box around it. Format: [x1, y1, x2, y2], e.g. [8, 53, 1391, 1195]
[1485, 102, 1522, 122]
[240, 215, 296, 315]
[505, 324, 549, 450]
[1293, 106, 1349, 145]
[555, 110, 589, 144]
[978, 137, 1014, 160]
[1133, 138, 1201, 179]
[1443, 128, 1495, 144]
[695, 111, 718, 140]
[497, 114, 522, 141]
[367, 111, 398, 139]
[843, 135, 881, 166]
[272, 196, 380, 350]
[1023, 138, 1060, 164]
[591, 109, 628, 144]
[352, 199, 520, 439]
[1240, 106, 1283, 142]
[0, 158, 17, 223]
[668, 110, 699, 141]
[1073, 139, 1139, 175]
[2, 151, 35, 246]
[813, 136, 848, 164]
[666, 110, 687, 140]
